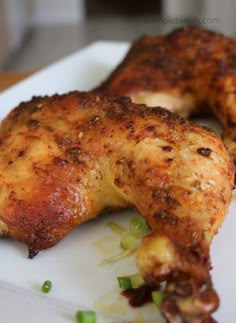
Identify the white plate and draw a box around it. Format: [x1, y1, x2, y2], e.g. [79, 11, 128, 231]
[0, 42, 235, 323]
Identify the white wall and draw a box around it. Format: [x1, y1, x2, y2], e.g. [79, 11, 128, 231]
[31, 0, 85, 25]
[0, 0, 85, 66]
[162, 0, 236, 36]
[203, 0, 236, 35]
[163, 0, 202, 17]
[4, 0, 30, 50]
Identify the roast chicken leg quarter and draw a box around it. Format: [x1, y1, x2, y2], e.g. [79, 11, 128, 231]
[0, 92, 233, 322]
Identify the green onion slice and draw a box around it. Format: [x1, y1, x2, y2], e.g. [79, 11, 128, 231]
[152, 290, 163, 308]
[129, 216, 149, 239]
[100, 249, 135, 265]
[120, 234, 137, 250]
[117, 273, 145, 289]
[106, 222, 128, 237]
[129, 273, 145, 288]
[41, 280, 52, 293]
[76, 310, 96, 323]
[117, 276, 132, 290]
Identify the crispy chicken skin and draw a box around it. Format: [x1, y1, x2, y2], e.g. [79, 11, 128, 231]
[0, 92, 233, 322]
[95, 27, 236, 164]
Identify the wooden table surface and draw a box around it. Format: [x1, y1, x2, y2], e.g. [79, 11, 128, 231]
[0, 72, 32, 92]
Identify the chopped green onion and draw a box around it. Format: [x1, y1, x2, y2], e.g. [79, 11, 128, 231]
[117, 276, 132, 290]
[117, 273, 145, 289]
[100, 249, 135, 265]
[120, 234, 137, 250]
[103, 217, 148, 266]
[41, 280, 52, 293]
[152, 291, 163, 308]
[76, 310, 96, 323]
[129, 273, 145, 288]
[106, 222, 128, 237]
[129, 216, 149, 239]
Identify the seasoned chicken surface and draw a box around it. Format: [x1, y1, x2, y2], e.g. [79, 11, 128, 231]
[95, 27, 236, 164]
[0, 92, 233, 322]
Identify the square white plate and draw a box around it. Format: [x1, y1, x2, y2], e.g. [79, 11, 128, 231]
[0, 42, 235, 323]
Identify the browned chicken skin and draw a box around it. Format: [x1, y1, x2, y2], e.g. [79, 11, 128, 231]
[95, 26, 236, 165]
[0, 92, 233, 322]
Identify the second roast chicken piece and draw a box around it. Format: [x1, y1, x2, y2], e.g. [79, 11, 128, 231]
[95, 27, 236, 164]
[0, 92, 234, 322]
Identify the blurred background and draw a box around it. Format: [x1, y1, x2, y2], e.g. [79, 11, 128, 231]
[0, 0, 235, 71]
